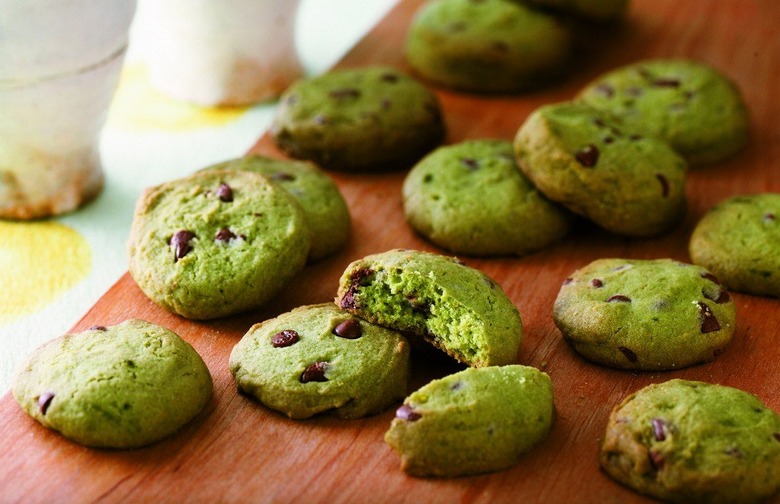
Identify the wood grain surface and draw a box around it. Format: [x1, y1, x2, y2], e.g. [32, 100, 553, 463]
[2, 1, 779, 502]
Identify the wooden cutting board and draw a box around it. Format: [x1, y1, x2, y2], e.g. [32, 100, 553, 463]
[2, 1, 779, 502]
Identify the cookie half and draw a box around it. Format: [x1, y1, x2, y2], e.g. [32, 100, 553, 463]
[12, 320, 213, 449]
[271, 66, 445, 171]
[229, 303, 410, 419]
[128, 169, 310, 320]
[601, 379, 780, 504]
[405, 0, 572, 93]
[578, 58, 749, 165]
[335, 249, 523, 367]
[202, 155, 351, 261]
[403, 139, 572, 256]
[514, 101, 687, 236]
[690, 193, 780, 297]
[385, 365, 554, 477]
[553, 258, 735, 370]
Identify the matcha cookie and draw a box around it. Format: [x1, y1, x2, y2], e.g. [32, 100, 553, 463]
[601, 379, 780, 504]
[128, 169, 310, 320]
[403, 139, 572, 256]
[578, 59, 749, 165]
[12, 320, 212, 449]
[405, 0, 572, 93]
[202, 155, 351, 261]
[385, 365, 554, 477]
[335, 249, 522, 367]
[525, 0, 630, 22]
[514, 101, 687, 236]
[271, 66, 445, 171]
[229, 303, 410, 419]
[690, 193, 780, 298]
[554, 258, 736, 370]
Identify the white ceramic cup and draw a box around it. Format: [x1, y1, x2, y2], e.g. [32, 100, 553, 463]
[0, 0, 137, 219]
[140, 0, 304, 107]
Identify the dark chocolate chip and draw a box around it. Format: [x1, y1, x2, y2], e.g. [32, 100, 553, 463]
[698, 302, 721, 333]
[461, 158, 479, 170]
[703, 287, 730, 304]
[618, 346, 638, 363]
[595, 83, 614, 98]
[339, 268, 375, 309]
[89, 325, 108, 331]
[725, 447, 744, 458]
[214, 227, 237, 243]
[272, 329, 299, 348]
[764, 213, 776, 222]
[216, 183, 233, 202]
[575, 144, 599, 167]
[170, 230, 196, 262]
[329, 88, 361, 100]
[648, 450, 665, 470]
[562, 277, 574, 285]
[38, 392, 55, 415]
[652, 418, 667, 441]
[450, 381, 463, 391]
[270, 172, 295, 182]
[333, 319, 362, 339]
[656, 174, 670, 198]
[590, 278, 604, 288]
[653, 78, 681, 88]
[773, 433, 780, 442]
[607, 295, 631, 303]
[380, 73, 399, 83]
[396, 404, 421, 421]
[701, 272, 721, 285]
[300, 362, 328, 383]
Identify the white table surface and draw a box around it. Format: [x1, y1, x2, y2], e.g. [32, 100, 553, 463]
[0, 0, 398, 393]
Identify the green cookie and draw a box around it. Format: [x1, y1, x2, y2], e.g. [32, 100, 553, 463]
[601, 379, 780, 504]
[578, 59, 749, 165]
[229, 303, 410, 419]
[128, 169, 310, 320]
[271, 66, 445, 171]
[405, 0, 572, 93]
[202, 155, 351, 261]
[403, 139, 572, 256]
[385, 365, 554, 477]
[514, 101, 687, 236]
[690, 193, 780, 298]
[335, 249, 523, 367]
[554, 258, 736, 370]
[12, 320, 212, 449]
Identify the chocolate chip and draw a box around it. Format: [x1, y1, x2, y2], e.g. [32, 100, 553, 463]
[595, 83, 614, 98]
[340, 268, 375, 309]
[396, 404, 421, 421]
[713, 347, 726, 357]
[380, 73, 399, 83]
[450, 381, 463, 391]
[89, 325, 108, 331]
[652, 418, 667, 441]
[300, 362, 328, 383]
[214, 227, 237, 243]
[272, 329, 299, 348]
[764, 213, 776, 222]
[590, 278, 604, 288]
[656, 174, 670, 197]
[461, 158, 479, 170]
[333, 319, 362, 339]
[725, 447, 744, 458]
[618, 346, 637, 363]
[607, 295, 631, 303]
[648, 450, 665, 470]
[773, 433, 780, 442]
[329, 88, 361, 100]
[170, 230, 196, 262]
[703, 287, 730, 304]
[701, 272, 721, 285]
[698, 302, 721, 333]
[575, 144, 599, 167]
[216, 183, 233, 202]
[38, 392, 55, 415]
[270, 172, 295, 182]
[562, 277, 574, 285]
[653, 78, 681, 88]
